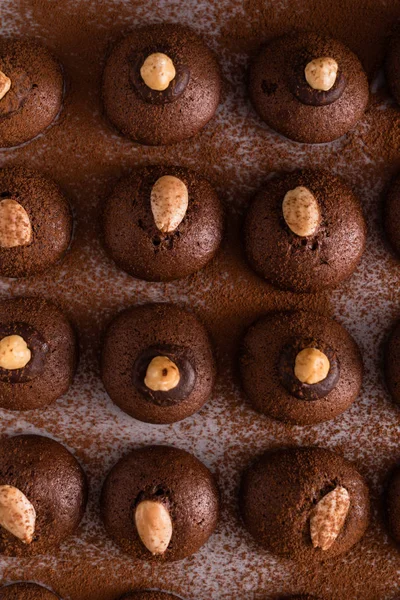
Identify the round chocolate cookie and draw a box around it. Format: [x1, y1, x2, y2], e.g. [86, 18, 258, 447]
[244, 170, 366, 293]
[248, 31, 369, 144]
[101, 445, 220, 562]
[240, 446, 370, 561]
[240, 310, 363, 425]
[386, 35, 400, 106]
[0, 296, 77, 411]
[384, 173, 400, 258]
[101, 303, 215, 424]
[102, 166, 223, 281]
[385, 464, 400, 544]
[118, 593, 181, 600]
[0, 583, 59, 600]
[102, 24, 221, 146]
[0, 166, 72, 278]
[384, 319, 400, 406]
[0, 434, 88, 556]
[0, 39, 64, 148]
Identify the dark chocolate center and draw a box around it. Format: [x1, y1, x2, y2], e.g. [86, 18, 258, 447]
[0, 322, 49, 383]
[287, 54, 347, 107]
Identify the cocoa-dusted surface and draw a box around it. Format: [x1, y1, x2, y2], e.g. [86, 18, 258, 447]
[385, 35, 400, 106]
[384, 318, 400, 406]
[0, 166, 72, 278]
[2, 0, 400, 599]
[244, 170, 367, 292]
[102, 24, 221, 146]
[0, 583, 59, 600]
[0, 297, 77, 410]
[248, 32, 369, 144]
[102, 166, 224, 282]
[385, 464, 400, 544]
[0, 38, 63, 148]
[119, 593, 181, 600]
[240, 311, 363, 425]
[384, 173, 400, 257]
[0, 435, 88, 556]
[101, 303, 216, 424]
[240, 447, 370, 561]
[101, 445, 220, 562]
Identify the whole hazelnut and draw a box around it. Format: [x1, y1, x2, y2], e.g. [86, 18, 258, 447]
[305, 57, 339, 92]
[0, 70, 11, 101]
[150, 175, 189, 233]
[134, 499, 173, 555]
[0, 199, 33, 248]
[294, 347, 330, 385]
[0, 335, 32, 370]
[140, 53, 176, 92]
[282, 186, 320, 237]
[144, 355, 180, 392]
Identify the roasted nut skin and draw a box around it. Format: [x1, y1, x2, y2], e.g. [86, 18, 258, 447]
[0, 322, 49, 384]
[278, 338, 340, 400]
[287, 53, 347, 106]
[130, 46, 190, 105]
[133, 344, 196, 406]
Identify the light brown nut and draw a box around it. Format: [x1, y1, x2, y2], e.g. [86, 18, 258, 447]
[0, 199, 32, 248]
[0, 335, 32, 370]
[140, 53, 176, 91]
[0, 70, 11, 101]
[310, 486, 350, 551]
[294, 347, 330, 385]
[144, 356, 180, 392]
[282, 186, 320, 237]
[0, 484, 36, 544]
[150, 175, 189, 233]
[305, 57, 338, 91]
[135, 499, 173, 555]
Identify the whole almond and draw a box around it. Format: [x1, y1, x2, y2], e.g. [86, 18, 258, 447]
[282, 186, 320, 237]
[310, 485, 350, 551]
[0, 484, 36, 544]
[150, 175, 189, 233]
[134, 499, 172, 555]
[0, 199, 32, 248]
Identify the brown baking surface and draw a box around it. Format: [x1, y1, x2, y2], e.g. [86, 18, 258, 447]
[1, 0, 400, 598]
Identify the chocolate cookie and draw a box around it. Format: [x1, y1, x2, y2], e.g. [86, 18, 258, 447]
[102, 24, 221, 146]
[102, 166, 223, 281]
[118, 593, 181, 600]
[385, 464, 400, 544]
[101, 303, 216, 424]
[240, 310, 363, 425]
[0, 167, 72, 278]
[0, 39, 64, 148]
[101, 445, 220, 561]
[244, 170, 366, 292]
[0, 297, 78, 411]
[384, 319, 400, 406]
[384, 173, 400, 258]
[0, 434, 88, 556]
[240, 446, 370, 561]
[0, 583, 59, 600]
[248, 31, 369, 144]
[386, 35, 400, 106]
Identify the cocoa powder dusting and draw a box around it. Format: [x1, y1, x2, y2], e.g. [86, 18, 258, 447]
[1, 0, 400, 598]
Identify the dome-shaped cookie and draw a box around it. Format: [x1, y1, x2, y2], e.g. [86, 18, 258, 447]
[0, 39, 64, 148]
[101, 303, 216, 424]
[0, 296, 78, 411]
[244, 170, 366, 292]
[240, 310, 363, 425]
[102, 166, 223, 281]
[0, 167, 72, 278]
[0, 583, 59, 600]
[240, 446, 370, 561]
[102, 24, 221, 146]
[0, 434, 87, 556]
[101, 445, 219, 562]
[118, 593, 181, 600]
[385, 463, 400, 545]
[248, 31, 369, 144]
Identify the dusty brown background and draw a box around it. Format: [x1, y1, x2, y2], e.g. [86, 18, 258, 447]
[1, 0, 400, 598]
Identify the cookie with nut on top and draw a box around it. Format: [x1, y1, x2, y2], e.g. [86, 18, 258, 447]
[0, 583, 59, 600]
[0, 434, 88, 556]
[249, 31, 369, 143]
[0, 296, 78, 411]
[240, 446, 370, 561]
[103, 165, 223, 282]
[244, 170, 366, 293]
[240, 310, 363, 425]
[102, 24, 221, 145]
[0, 38, 64, 148]
[101, 445, 220, 561]
[101, 303, 216, 424]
